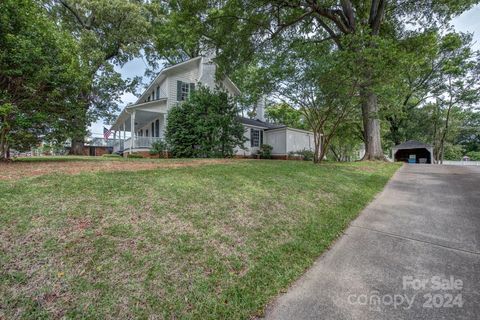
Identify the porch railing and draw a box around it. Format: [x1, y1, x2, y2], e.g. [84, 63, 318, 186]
[113, 137, 163, 153]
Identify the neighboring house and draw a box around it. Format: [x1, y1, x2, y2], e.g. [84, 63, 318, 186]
[110, 55, 314, 157]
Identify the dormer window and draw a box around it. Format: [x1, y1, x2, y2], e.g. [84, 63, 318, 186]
[156, 86, 160, 100]
[177, 81, 195, 101]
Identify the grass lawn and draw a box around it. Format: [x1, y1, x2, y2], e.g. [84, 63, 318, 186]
[0, 160, 400, 319]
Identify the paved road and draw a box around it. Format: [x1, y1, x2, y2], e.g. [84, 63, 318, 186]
[263, 164, 480, 320]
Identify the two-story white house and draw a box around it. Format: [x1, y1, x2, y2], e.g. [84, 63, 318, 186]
[110, 55, 315, 158]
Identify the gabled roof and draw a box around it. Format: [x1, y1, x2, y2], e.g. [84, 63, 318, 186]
[135, 56, 203, 104]
[393, 140, 432, 150]
[135, 56, 241, 104]
[237, 117, 286, 129]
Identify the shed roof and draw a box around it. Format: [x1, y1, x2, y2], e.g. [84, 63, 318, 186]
[393, 140, 432, 150]
[237, 117, 286, 130]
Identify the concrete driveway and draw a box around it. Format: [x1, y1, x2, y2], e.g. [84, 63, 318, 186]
[263, 164, 480, 320]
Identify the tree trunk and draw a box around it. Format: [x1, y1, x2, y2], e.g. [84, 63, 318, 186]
[313, 131, 322, 163]
[70, 138, 85, 155]
[361, 89, 384, 160]
[0, 127, 9, 161]
[432, 108, 438, 164]
[68, 104, 88, 155]
[329, 145, 341, 161]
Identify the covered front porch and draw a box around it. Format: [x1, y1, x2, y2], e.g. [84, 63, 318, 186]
[110, 100, 168, 154]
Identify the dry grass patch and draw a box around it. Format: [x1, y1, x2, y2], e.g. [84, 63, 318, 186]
[0, 157, 240, 180]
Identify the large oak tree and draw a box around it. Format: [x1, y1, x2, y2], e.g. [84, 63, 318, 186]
[0, 0, 85, 160]
[206, 0, 479, 160]
[46, 0, 150, 154]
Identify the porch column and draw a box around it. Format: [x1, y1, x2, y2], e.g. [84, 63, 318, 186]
[160, 114, 167, 139]
[130, 110, 136, 153]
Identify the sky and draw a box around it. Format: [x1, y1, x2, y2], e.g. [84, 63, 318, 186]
[89, 4, 480, 137]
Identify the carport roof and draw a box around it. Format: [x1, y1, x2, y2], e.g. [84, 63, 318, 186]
[393, 140, 432, 150]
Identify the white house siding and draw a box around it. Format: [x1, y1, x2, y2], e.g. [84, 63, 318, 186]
[235, 126, 315, 157]
[234, 124, 266, 156]
[166, 65, 200, 110]
[164, 59, 238, 112]
[159, 80, 167, 98]
[286, 129, 314, 153]
[265, 129, 287, 155]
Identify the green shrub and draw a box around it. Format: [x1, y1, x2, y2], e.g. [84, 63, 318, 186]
[258, 144, 273, 159]
[289, 149, 314, 161]
[443, 144, 463, 160]
[127, 153, 144, 159]
[165, 85, 246, 158]
[466, 151, 480, 161]
[102, 153, 121, 158]
[149, 140, 169, 158]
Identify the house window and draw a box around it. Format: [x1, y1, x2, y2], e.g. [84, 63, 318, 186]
[177, 81, 195, 101]
[180, 82, 189, 101]
[151, 122, 155, 137]
[156, 86, 160, 100]
[155, 119, 160, 137]
[146, 129, 149, 137]
[251, 129, 262, 147]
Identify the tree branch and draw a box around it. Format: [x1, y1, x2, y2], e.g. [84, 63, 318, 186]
[369, 0, 386, 35]
[58, 0, 88, 30]
[340, 0, 355, 31]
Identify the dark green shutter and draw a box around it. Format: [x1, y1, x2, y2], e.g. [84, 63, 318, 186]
[177, 81, 182, 101]
[190, 83, 195, 95]
[260, 130, 263, 145]
[250, 129, 254, 147]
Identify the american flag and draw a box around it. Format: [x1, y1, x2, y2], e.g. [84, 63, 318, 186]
[103, 127, 112, 140]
